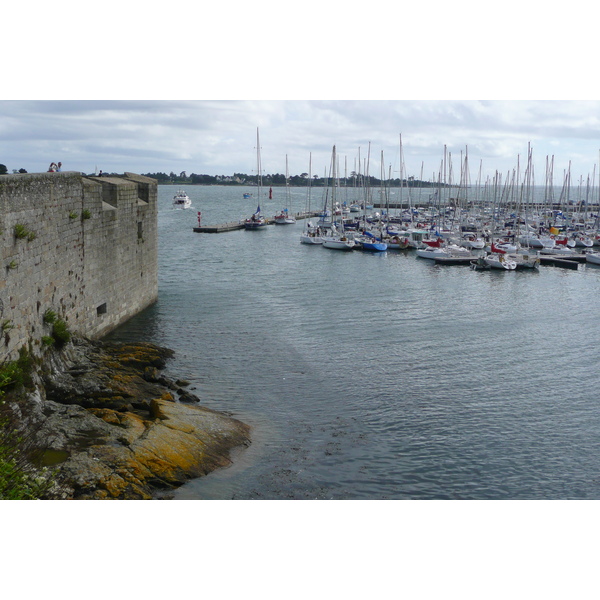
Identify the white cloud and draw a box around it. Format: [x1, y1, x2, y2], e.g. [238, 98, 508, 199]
[2, 100, 600, 184]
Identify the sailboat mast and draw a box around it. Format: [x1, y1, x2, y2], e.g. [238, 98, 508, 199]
[307, 152, 312, 212]
[331, 145, 337, 208]
[256, 128, 262, 199]
[399, 134, 404, 208]
[344, 155, 348, 206]
[285, 154, 291, 214]
[302, 153, 313, 235]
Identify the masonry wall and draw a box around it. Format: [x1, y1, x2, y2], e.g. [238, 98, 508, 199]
[0, 171, 158, 361]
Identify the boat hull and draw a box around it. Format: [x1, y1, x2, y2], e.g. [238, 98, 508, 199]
[244, 220, 268, 230]
[484, 254, 517, 270]
[361, 242, 387, 252]
[322, 239, 355, 250]
[416, 248, 446, 259]
[586, 252, 600, 265]
[300, 234, 323, 245]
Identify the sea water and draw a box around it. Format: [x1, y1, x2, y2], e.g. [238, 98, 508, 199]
[105, 184, 600, 499]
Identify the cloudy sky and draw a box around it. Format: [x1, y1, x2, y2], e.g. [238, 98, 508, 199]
[3, 100, 600, 187]
[3, 3, 599, 188]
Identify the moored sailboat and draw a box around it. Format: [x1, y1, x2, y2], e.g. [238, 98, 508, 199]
[244, 205, 268, 229]
[244, 128, 269, 230]
[274, 155, 296, 225]
[321, 145, 355, 251]
[300, 155, 323, 245]
[483, 253, 517, 270]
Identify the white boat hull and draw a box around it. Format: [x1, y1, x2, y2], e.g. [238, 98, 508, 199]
[484, 254, 517, 270]
[586, 252, 600, 265]
[573, 236, 594, 247]
[541, 246, 577, 256]
[519, 235, 555, 249]
[300, 233, 323, 245]
[275, 215, 296, 225]
[416, 248, 446, 259]
[417, 244, 471, 259]
[510, 253, 540, 269]
[461, 238, 485, 249]
[322, 238, 355, 250]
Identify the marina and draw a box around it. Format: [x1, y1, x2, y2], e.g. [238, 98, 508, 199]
[193, 211, 595, 270]
[190, 140, 600, 272]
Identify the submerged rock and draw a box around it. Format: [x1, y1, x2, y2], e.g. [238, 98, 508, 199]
[21, 338, 251, 499]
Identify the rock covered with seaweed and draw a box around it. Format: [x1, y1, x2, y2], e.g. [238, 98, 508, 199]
[12, 338, 251, 499]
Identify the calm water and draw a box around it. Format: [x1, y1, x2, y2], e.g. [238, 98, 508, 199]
[106, 185, 600, 499]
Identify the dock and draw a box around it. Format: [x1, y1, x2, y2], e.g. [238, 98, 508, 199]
[431, 252, 590, 270]
[193, 221, 246, 233]
[538, 254, 586, 270]
[193, 211, 320, 233]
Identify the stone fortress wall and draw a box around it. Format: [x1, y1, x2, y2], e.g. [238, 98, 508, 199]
[0, 171, 158, 361]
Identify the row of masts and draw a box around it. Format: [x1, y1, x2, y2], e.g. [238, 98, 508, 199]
[316, 139, 600, 217]
[255, 126, 600, 235]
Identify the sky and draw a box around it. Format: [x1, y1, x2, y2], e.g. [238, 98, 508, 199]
[3, 2, 600, 189]
[3, 99, 600, 188]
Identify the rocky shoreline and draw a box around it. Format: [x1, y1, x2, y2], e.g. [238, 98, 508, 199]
[14, 337, 251, 499]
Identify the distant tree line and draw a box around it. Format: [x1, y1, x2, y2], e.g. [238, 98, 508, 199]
[141, 171, 442, 188]
[0, 164, 440, 188]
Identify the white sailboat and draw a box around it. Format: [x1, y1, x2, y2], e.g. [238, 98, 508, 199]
[483, 253, 517, 270]
[274, 155, 296, 225]
[300, 153, 323, 245]
[322, 225, 355, 250]
[322, 145, 355, 251]
[244, 128, 269, 230]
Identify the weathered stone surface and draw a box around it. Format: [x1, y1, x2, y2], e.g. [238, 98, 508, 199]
[0, 172, 158, 363]
[21, 337, 251, 499]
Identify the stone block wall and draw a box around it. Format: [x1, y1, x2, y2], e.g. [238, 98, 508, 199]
[0, 171, 158, 361]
